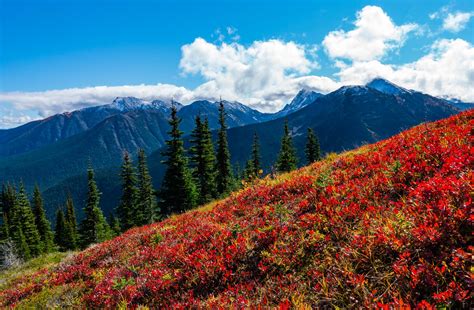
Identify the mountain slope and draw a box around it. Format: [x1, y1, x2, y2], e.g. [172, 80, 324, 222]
[1, 111, 471, 308]
[0, 98, 269, 158]
[219, 83, 460, 170]
[276, 89, 323, 117]
[29, 82, 462, 220]
[0, 105, 119, 157]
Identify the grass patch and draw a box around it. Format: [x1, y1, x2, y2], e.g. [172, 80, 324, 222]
[15, 284, 83, 309]
[0, 252, 71, 290]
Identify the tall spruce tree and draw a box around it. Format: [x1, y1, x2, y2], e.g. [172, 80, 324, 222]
[243, 159, 255, 182]
[0, 212, 9, 241]
[250, 132, 262, 178]
[79, 166, 111, 248]
[64, 195, 78, 250]
[3, 186, 26, 259]
[117, 152, 138, 231]
[54, 209, 68, 251]
[305, 127, 321, 164]
[215, 100, 233, 195]
[0, 184, 14, 241]
[54, 207, 76, 251]
[190, 116, 217, 204]
[108, 213, 121, 237]
[276, 120, 298, 173]
[137, 149, 158, 225]
[160, 105, 197, 215]
[17, 184, 42, 257]
[32, 185, 54, 253]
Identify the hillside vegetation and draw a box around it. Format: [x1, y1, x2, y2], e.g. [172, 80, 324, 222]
[0, 111, 472, 308]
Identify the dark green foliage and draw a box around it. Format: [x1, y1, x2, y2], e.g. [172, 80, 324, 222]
[2, 185, 29, 258]
[117, 152, 138, 231]
[0, 212, 9, 241]
[13, 227, 30, 260]
[32, 185, 55, 253]
[243, 159, 255, 182]
[190, 116, 217, 205]
[305, 127, 321, 164]
[159, 106, 197, 215]
[244, 132, 262, 180]
[276, 120, 298, 173]
[0, 184, 15, 241]
[215, 101, 233, 195]
[137, 149, 158, 225]
[108, 213, 121, 237]
[79, 166, 111, 248]
[54, 206, 76, 251]
[65, 195, 78, 250]
[16, 184, 42, 257]
[54, 209, 68, 251]
[251, 133, 262, 176]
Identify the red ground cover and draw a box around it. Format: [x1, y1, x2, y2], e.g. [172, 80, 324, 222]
[1, 110, 472, 308]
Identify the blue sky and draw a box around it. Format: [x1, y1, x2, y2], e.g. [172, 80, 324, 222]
[0, 0, 473, 128]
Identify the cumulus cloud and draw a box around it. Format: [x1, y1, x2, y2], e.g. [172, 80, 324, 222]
[442, 12, 473, 32]
[180, 37, 332, 110]
[337, 39, 474, 102]
[322, 6, 418, 62]
[430, 7, 473, 33]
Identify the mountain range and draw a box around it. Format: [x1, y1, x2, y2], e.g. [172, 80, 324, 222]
[0, 78, 470, 220]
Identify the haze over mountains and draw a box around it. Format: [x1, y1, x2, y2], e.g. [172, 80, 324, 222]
[0, 78, 470, 220]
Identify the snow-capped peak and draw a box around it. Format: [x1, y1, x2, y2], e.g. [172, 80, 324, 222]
[110, 97, 148, 111]
[278, 89, 323, 116]
[366, 78, 409, 95]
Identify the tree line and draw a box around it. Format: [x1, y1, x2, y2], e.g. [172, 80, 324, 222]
[0, 101, 321, 266]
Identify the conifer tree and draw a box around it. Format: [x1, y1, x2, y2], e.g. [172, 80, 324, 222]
[137, 149, 158, 225]
[55, 207, 76, 251]
[64, 195, 78, 250]
[17, 184, 42, 257]
[160, 105, 197, 215]
[243, 159, 255, 182]
[1, 185, 29, 259]
[305, 127, 321, 164]
[54, 209, 67, 251]
[0, 185, 13, 241]
[190, 116, 217, 204]
[0, 212, 9, 241]
[79, 166, 111, 248]
[276, 120, 298, 173]
[108, 213, 121, 237]
[13, 227, 29, 260]
[0, 184, 16, 236]
[215, 100, 233, 195]
[117, 152, 138, 231]
[250, 132, 262, 178]
[32, 185, 54, 253]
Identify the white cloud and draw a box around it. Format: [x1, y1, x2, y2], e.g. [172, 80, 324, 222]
[322, 6, 418, 62]
[337, 39, 474, 102]
[0, 114, 40, 129]
[442, 12, 473, 32]
[179, 37, 331, 110]
[0, 84, 194, 118]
